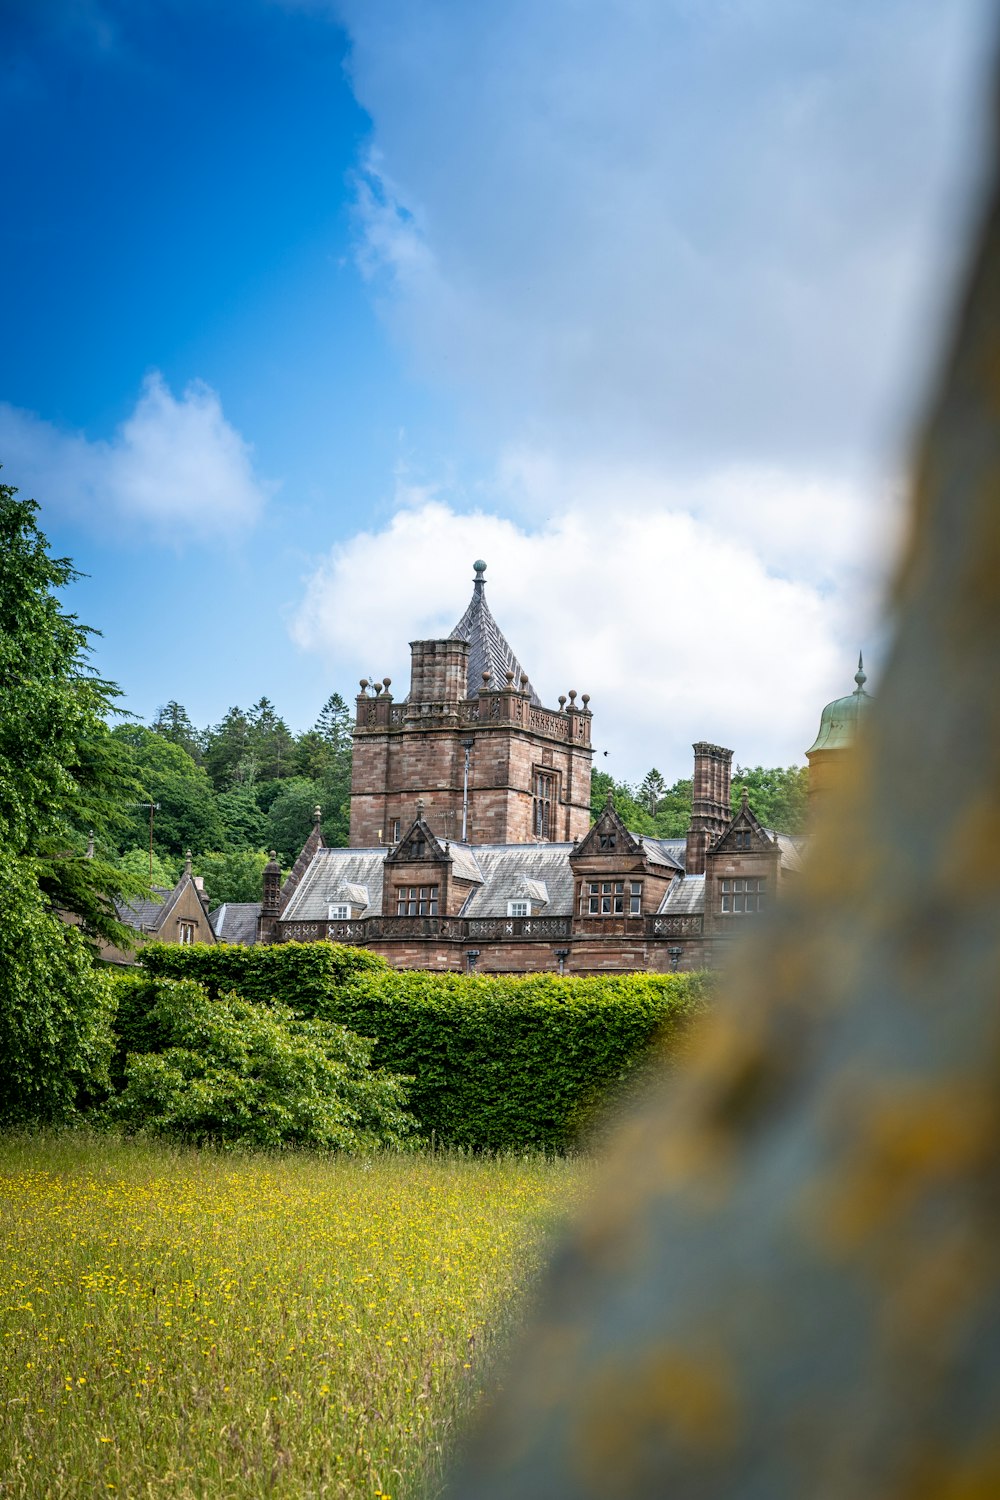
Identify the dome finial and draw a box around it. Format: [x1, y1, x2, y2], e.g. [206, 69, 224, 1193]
[855, 651, 867, 693]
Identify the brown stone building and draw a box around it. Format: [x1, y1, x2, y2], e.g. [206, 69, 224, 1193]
[223, 563, 855, 974]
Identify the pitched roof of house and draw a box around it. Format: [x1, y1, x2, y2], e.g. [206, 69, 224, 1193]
[210, 903, 262, 945]
[657, 874, 706, 915]
[455, 844, 577, 917]
[113, 886, 172, 931]
[449, 561, 542, 704]
[281, 848, 387, 921]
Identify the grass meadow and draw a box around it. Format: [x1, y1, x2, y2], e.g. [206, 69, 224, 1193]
[0, 1132, 587, 1499]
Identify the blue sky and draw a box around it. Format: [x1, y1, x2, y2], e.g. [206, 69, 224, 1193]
[1, 0, 992, 783]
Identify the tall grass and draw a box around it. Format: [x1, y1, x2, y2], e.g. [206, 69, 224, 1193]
[0, 1132, 586, 1498]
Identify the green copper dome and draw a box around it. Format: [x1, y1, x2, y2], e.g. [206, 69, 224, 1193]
[806, 655, 872, 754]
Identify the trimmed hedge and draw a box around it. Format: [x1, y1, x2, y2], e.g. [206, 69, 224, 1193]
[140, 941, 387, 1012]
[139, 944, 709, 1150]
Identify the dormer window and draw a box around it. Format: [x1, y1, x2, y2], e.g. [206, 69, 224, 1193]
[507, 900, 531, 918]
[734, 830, 752, 850]
[408, 834, 426, 860]
[598, 832, 616, 850]
[328, 903, 351, 921]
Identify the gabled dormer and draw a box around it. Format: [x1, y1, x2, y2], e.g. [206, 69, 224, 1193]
[704, 789, 782, 937]
[710, 788, 776, 856]
[382, 813, 460, 919]
[572, 791, 641, 859]
[385, 814, 449, 867]
[569, 791, 676, 924]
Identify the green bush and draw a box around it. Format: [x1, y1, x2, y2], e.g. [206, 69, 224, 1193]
[107, 973, 413, 1151]
[140, 945, 708, 1151]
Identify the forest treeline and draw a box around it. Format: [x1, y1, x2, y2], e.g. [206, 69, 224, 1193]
[107, 698, 809, 907]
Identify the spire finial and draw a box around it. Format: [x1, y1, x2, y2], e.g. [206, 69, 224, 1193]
[855, 651, 867, 693]
[473, 559, 487, 592]
[313, 804, 322, 826]
[184, 849, 192, 875]
[741, 785, 749, 809]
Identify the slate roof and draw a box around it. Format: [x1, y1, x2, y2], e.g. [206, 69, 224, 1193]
[448, 842, 485, 884]
[773, 833, 807, 873]
[281, 848, 387, 922]
[449, 565, 542, 704]
[455, 845, 577, 917]
[639, 837, 687, 872]
[657, 874, 705, 915]
[210, 903, 262, 945]
[114, 886, 172, 931]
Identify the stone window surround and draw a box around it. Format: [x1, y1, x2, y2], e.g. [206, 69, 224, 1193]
[581, 880, 643, 917]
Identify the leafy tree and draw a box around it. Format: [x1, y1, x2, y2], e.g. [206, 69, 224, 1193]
[112, 724, 224, 856]
[731, 765, 808, 834]
[638, 768, 667, 815]
[265, 777, 323, 864]
[650, 778, 692, 838]
[590, 771, 655, 835]
[196, 848, 275, 906]
[203, 706, 252, 790]
[116, 846, 180, 890]
[151, 700, 202, 763]
[0, 481, 145, 1119]
[216, 785, 267, 850]
[316, 691, 352, 752]
[247, 696, 295, 781]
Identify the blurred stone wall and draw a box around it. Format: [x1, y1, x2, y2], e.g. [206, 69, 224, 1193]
[446, 68, 1000, 1500]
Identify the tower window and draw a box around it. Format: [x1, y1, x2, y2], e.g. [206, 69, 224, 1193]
[533, 771, 555, 839]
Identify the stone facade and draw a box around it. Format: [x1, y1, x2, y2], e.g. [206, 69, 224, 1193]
[247, 567, 862, 974]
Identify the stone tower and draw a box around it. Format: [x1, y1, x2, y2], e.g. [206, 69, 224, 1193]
[349, 562, 594, 847]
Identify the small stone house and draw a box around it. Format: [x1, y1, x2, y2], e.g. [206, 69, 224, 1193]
[100, 854, 217, 965]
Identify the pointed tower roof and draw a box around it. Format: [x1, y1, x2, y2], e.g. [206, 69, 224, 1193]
[449, 560, 541, 704]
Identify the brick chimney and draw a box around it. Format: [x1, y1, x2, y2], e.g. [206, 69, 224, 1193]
[685, 741, 733, 876]
[408, 638, 470, 711]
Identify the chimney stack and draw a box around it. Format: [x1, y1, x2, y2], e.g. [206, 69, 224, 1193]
[685, 742, 733, 876]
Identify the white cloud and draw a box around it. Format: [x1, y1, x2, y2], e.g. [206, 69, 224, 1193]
[288, 1, 986, 776]
[291, 481, 874, 782]
[338, 0, 990, 474]
[0, 372, 273, 542]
